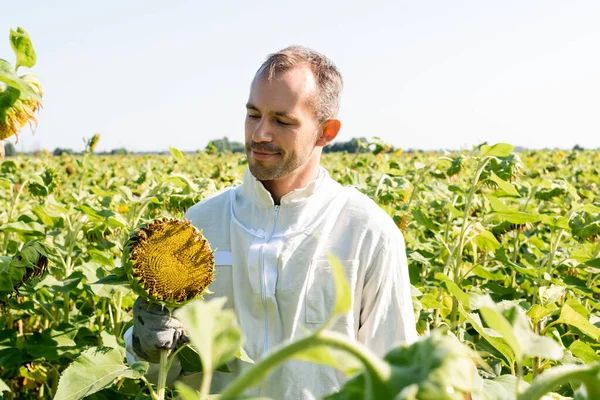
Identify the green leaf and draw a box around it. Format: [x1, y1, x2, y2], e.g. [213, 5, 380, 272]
[175, 297, 242, 374]
[488, 171, 520, 197]
[419, 293, 449, 310]
[330, 330, 482, 400]
[480, 375, 520, 400]
[527, 305, 553, 325]
[556, 304, 600, 341]
[10, 27, 37, 70]
[174, 382, 200, 400]
[177, 345, 203, 373]
[492, 211, 542, 224]
[412, 209, 438, 230]
[478, 296, 563, 364]
[54, 346, 148, 400]
[442, 280, 470, 310]
[539, 285, 565, 305]
[23, 325, 80, 360]
[474, 229, 501, 252]
[516, 363, 600, 400]
[569, 340, 600, 364]
[0, 59, 41, 101]
[169, 146, 186, 163]
[459, 304, 515, 366]
[0, 221, 45, 236]
[480, 143, 515, 158]
[478, 305, 524, 363]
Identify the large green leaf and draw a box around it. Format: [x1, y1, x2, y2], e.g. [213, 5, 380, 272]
[474, 228, 502, 252]
[479, 375, 521, 400]
[327, 330, 482, 400]
[517, 363, 600, 400]
[23, 325, 81, 361]
[176, 297, 243, 374]
[0, 59, 40, 101]
[174, 382, 200, 400]
[480, 143, 515, 158]
[556, 304, 600, 341]
[54, 346, 148, 400]
[488, 171, 520, 197]
[169, 146, 186, 163]
[459, 304, 515, 366]
[478, 296, 563, 364]
[10, 27, 37, 70]
[492, 211, 542, 224]
[569, 340, 600, 364]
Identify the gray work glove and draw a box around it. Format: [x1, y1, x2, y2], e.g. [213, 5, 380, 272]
[132, 297, 188, 363]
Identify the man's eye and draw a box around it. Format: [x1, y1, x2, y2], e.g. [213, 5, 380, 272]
[277, 120, 291, 126]
[247, 114, 260, 119]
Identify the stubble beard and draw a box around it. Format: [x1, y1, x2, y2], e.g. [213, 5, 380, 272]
[247, 143, 315, 181]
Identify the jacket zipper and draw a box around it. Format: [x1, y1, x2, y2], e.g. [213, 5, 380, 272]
[258, 205, 280, 395]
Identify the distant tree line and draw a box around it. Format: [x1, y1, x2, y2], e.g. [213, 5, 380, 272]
[1, 139, 593, 158]
[51, 147, 129, 156]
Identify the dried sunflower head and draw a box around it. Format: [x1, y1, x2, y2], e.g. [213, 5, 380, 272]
[122, 218, 215, 307]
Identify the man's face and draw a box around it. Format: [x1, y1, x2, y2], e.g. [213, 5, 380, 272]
[245, 66, 321, 181]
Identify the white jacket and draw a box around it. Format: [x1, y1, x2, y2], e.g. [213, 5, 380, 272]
[125, 167, 417, 399]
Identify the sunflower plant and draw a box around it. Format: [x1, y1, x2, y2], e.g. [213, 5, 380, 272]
[0, 27, 42, 158]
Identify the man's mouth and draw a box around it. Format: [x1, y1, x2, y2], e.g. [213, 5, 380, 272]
[251, 149, 280, 160]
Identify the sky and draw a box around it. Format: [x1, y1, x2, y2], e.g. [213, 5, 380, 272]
[1, 0, 599, 153]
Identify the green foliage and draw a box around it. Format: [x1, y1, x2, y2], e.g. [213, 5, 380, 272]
[54, 346, 148, 400]
[0, 144, 599, 398]
[9, 27, 37, 71]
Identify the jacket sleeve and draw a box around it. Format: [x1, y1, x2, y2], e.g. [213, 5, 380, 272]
[357, 230, 418, 357]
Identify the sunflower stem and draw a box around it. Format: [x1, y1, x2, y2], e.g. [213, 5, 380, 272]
[157, 349, 168, 400]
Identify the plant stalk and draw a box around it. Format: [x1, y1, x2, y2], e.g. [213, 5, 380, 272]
[157, 349, 168, 400]
[220, 330, 390, 399]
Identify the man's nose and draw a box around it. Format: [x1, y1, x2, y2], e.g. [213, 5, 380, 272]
[252, 118, 272, 143]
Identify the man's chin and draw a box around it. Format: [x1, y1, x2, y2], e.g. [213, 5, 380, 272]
[248, 164, 285, 181]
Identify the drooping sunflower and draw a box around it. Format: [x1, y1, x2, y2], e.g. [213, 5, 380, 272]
[122, 218, 215, 307]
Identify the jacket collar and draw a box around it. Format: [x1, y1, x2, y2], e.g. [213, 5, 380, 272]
[241, 167, 327, 208]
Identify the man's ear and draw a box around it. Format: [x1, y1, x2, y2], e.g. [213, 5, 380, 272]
[316, 119, 341, 147]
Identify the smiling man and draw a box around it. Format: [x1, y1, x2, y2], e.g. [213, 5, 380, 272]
[125, 45, 417, 399]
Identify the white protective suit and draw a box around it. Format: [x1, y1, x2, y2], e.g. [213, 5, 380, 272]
[125, 166, 417, 399]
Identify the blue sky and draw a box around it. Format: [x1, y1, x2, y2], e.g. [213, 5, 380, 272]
[1, 1, 599, 152]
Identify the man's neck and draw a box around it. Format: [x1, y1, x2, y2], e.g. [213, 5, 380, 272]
[261, 165, 320, 205]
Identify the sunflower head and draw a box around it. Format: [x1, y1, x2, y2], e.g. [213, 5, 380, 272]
[122, 218, 215, 307]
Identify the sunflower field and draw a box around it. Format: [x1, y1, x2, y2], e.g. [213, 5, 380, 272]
[0, 144, 598, 399]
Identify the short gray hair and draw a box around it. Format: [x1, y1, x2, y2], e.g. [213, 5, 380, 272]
[255, 45, 343, 122]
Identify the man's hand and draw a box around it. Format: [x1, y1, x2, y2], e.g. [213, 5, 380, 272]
[132, 297, 188, 363]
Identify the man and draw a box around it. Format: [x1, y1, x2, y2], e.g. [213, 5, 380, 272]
[124, 45, 417, 399]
